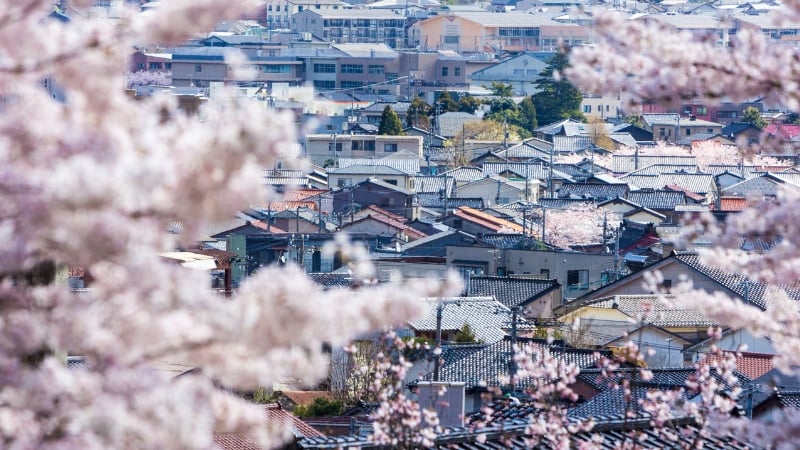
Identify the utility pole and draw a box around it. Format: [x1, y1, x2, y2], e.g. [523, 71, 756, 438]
[508, 306, 519, 393]
[434, 303, 443, 381]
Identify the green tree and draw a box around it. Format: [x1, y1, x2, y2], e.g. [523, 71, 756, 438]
[485, 81, 514, 97]
[519, 96, 538, 132]
[532, 51, 585, 126]
[406, 95, 431, 129]
[458, 95, 480, 114]
[378, 105, 404, 135]
[293, 397, 344, 418]
[453, 323, 480, 343]
[436, 91, 459, 112]
[742, 106, 767, 128]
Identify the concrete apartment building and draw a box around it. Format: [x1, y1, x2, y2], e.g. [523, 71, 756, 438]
[305, 134, 424, 167]
[260, 0, 347, 30]
[291, 9, 407, 48]
[412, 11, 589, 54]
[296, 43, 401, 93]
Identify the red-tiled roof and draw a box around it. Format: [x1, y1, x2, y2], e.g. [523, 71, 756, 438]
[250, 221, 287, 233]
[700, 351, 774, 380]
[213, 404, 324, 450]
[362, 204, 407, 224]
[345, 214, 426, 240]
[711, 196, 748, 212]
[455, 206, 523, 233]
[664, 184, 706, 201]
[764, 124, 800, 139]
[284, 188, 329, 202]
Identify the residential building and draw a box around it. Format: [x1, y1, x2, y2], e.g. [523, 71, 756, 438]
[291, 9, 406, 48]
[170, 46, 302, 87]
[260, 0, 347, 30]
[304, 134, 423, 167]
[468, 52, 549, 95]
[413, 11, 590, 54]
[641, 114, 723, 144]
[295, 43, 401, 94]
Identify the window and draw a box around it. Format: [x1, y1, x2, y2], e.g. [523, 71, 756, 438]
[298, 5, 303, 11]
[195, 64, 202, 73]
[443, 35, 459, 44]
[686, 129, 691, 136]
[454, 67, 461, 76]
[148, 62, 161, 70]
[707, 128, 713, 133]
[137, 63, 145, 70]
[313, 63, 336, 73]
[514, 69, 524, 75]
[341, 81, 363, 89]
[583, 105, 591, 113]
[340, 64, 363, 74]
[262, 65, 290, 73]
[328, 142, 342, 152]
[567, 270, 589, 290]
[661, 279, 673, 293]
[164, 63, 172, 69]
[337, 178, 352, 187]
[351, 140, 375, 151]
[384, 143, 397, 152]
[313, 80, 335, 90]
[382, 179, 398, 186]
[697, 106, 707, 115]
[368, 65, 385, 75]
[441, 67, 448, 76]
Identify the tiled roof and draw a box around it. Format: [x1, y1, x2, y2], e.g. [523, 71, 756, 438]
[674, 252, 800, 309]
[588, 294, 718, 328]
[329, 164, 412, 176]
[552, 135, 592, 152]
[337, 158, 420, 175]
[501, 143, 552, 160]
[612, 155, 698, 174]
[475, 233, 554, 250]
[620, 173, 662, 189]
[699, 352, 774, 380]
[482, 162, 574, 182]
[467, 276, 560, 309]
[414, 175, 455, 195]
[436, 112, 481, 138]
[557, 183, 629, 201]
[627, 189, 689, 210]
[422, 338, 600, 390]
[552, 163, 593, 180]
[213, 433, 263, 450]
[659, 173, 715, 194]
[214, 404, 324, 449]
[712, 196, 748, 212]
[608, 132, 638, 148]
[764, 123, 800, 139]
[626, 163, 700, 176]
[67, 356, 87, 369]
[299, 416, 751, 449]
[306, 273, 354, 288]
[416, 193, 483, 209]
[409, 297, 524, 344]
[537, 198, 597, 209]
[454, 207, 524, 233]
[442, 166, 484, 183]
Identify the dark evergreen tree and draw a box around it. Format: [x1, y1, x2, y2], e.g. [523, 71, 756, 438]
[405, 96, 431, 129]
[378, 105, 404, 135]
[436, 91, 459, 113]
[532, 51, 585, 126]
[519, 96, 538, 132]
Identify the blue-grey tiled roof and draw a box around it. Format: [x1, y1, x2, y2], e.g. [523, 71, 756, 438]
[612, 155, 698, 174]
[409, 297, 525, 344]
[557, 183, 629, 201]
[422, 338, 600, 390]
[466, 276, 560, 309]
[627, 189, 690, 210]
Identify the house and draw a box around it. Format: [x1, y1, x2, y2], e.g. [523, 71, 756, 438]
[465, 275, 561, 318]
[721, 122, 763, 144]
[440, 205, 524, 235]
[558, 294, 718, 350]
[640, 114, 723, 144]
[331, 177, 419, 220]
[305, 134, 423, 168]
[611, 154, 698, 175]
[722, 172, 800, 197]
[467, 52, 549, 95]
[456, 175, 535, 206]
[446, 245, 617, 304]
[340, 209, 426, 242]
[557, 183, 629, 202]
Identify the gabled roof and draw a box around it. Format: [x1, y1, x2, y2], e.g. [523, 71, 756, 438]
[329, 164, 413, 176]
[408, 297, 521, 344]
[699, 351, 774, 380]
[627, 189, 690, 210]
[481, 162, 574, 182]
[453, 206, 524, 233]
[612, 154, 698, 174]
[466, 276, 560, 309]
[337, 157, 420, 175]
[435, 112, 481, 138]
[441, 166, 484, 183]
[420, 338, 600, 390]
[626, 163, 700, 176]
[583, 294, 717, 328]
[416, 193, 484, 209]
[557, 183, 629, 201]
[354, 177, 414, 196]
